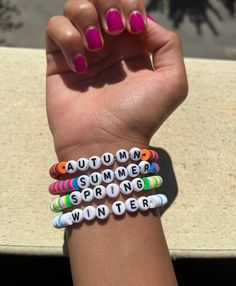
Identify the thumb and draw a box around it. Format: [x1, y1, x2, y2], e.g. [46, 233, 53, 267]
[140, 16, 188, 94]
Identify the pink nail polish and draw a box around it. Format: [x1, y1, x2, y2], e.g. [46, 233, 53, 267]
[106, 8, 124, 32]
[147, 14, 158, 23]
[85, 26, 103, 50]
[129, 11, 146, 33]
[73, 54, 87, 73]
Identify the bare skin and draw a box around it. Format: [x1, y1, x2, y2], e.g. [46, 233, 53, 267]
[46, 0, 188, 285]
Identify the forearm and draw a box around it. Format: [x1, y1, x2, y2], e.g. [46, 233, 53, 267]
[59, 141, 178, 286]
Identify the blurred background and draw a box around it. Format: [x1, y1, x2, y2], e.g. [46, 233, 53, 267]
[0, 0, 236, 59]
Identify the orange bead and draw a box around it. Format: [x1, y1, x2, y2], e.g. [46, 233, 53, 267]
[141, 149, 151, 161]
[58, 161, 67, 175]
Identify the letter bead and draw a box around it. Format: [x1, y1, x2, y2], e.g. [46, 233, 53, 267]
[114, 166, 128, 181]
[90, 172, 102, 186]
[129, 147, 142, 161]
[81, 188, 94, 202]
[69, 191, 82, 206]
[96, 205, 110, 220]
[65, 160, 77, 174]
[71, 209, 84, 224]
[120, 180, 133, 195]
[132, 178, 144, 192]
[101, 152, 115, 166]
[106, 183, 120, 198]
[77, 158, 89, 171]
[112, 201, 126, 216]
[116, 149, 129, 163]
[93, 185, 106, 200]
[137, 196, 150, 211]
[101, 169, 115, 184]
[127, 163, 140, 177]
[77, 175, 90, 188]
[139, 161, 150, 174]
[125, 198, 138, 213]
[83, 206, 96, 221]
[89, 156, 102, 170]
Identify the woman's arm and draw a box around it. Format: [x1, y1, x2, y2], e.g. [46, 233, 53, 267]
[45, 1, 188, 285]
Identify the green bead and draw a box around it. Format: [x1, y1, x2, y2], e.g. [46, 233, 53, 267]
[142, 177, 150, 190]
[65, 194, 73, 207]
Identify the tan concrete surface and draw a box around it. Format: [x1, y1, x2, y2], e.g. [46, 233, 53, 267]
[0, 47, 235, 257]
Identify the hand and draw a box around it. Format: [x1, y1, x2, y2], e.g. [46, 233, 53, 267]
[46, 0, 188, 160]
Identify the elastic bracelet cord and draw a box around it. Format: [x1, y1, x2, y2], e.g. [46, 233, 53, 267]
[49, 161, 160, 195]
[50, 175, 163, 213]
[49, 147, 159, 179]
[53, 194, 168, 229]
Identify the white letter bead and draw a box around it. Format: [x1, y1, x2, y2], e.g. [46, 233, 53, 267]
[77, 175, 90, 188]
[77, 158, 89, 171]
[112, 201, 126, 216]
[125, 198, 138, 213]
[83, 206, 96, 221]
[93, 185, 106, 200]
[132, 178, 144, 192]
[101, 152, 115, 166]
[61, 213, 73, 226]
[120, 180, 133, 195]
[96, 205, 110, 220]
[81, 188, 94, 202]
[89, 156, 102, 169]
[71, 209, 84, 223]
[129, 147, 142, 161]
[147, 196, 157, 209]
[65, 160, 77, 174]
[127, 163, 140, 177]
[69, 191, 82, 206]
[139, 161, 150, 174]
[106, 183, 120, 198]
[90, 172, 102, 186]
[138, 196, 150, 211]
[101, 169, 115, 184]
[116, 149, 129, 163]
[114, 166, 128, 181]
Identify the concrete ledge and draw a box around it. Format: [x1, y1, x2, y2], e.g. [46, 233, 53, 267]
[0, 47, 235, 257]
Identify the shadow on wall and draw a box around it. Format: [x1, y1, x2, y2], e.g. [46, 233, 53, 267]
[0, 0, 23, 45]
[146, 0, 236, 35]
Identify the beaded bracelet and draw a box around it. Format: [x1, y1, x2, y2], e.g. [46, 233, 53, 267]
[49, 147, 159, 179]
[49, 162, 160, 195]
[53, 194, 167, 228]
[50, 175, 163, 213]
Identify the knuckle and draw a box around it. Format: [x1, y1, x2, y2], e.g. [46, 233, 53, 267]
[167, 31, 182, 48]
[60, 30, 78, 46]
[64, 1, 93, 19]
[46, 16, 61, 33]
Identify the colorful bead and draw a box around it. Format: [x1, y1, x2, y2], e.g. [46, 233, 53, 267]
[149, 162, 160, 174]
[58, 161, 67, 175]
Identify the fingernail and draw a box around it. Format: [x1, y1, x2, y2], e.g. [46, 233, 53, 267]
[106, 8, 124, 32]
[147, 14, 158, 23]
[85, 26, 103, 50]
[129, 11, 146, 33]
[73, 54, 87, 73]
